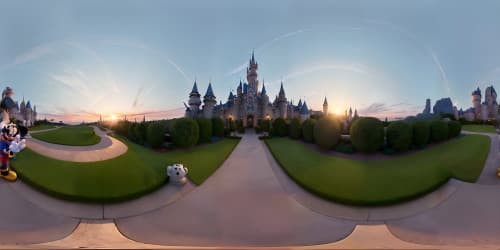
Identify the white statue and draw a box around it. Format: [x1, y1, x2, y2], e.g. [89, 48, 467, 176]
[167, 163, 188, 185]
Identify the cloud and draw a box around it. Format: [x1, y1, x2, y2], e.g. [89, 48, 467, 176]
[48, 69, 91, 95]
[226, 29, 311, 76]
[0, 43, 53, 71]
[358, 102, 422, 118]
[364, 19, 453, 98]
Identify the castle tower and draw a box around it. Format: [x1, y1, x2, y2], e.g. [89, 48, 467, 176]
[260, 81, 269, 117]
[300, 101, 310, 121]
[203, 82, 217, 118]
[277, 81, 287, 119]
[323, 97, 328, 115]
[472, 87, 482, 120]
[188, 81, 202, 117]
[246, 51, 259, 93]
[485, 85, 498, 118]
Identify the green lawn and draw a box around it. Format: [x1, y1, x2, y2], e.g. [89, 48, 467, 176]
[462, 124, 496, 133]
[265, 135, 490, 206]
[12, 137, 240, 203]
[30, 124, 57, 131]
[31, 125, 101, 146]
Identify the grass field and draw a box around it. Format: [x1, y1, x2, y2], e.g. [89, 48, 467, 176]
[462, 124, 496, 133]
[265, 134, 490, 206]
[12, 137, 240, 203]
[31, 125, 101, 146]
[29, 124, 58, 131]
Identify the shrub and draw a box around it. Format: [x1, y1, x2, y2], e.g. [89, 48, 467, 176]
[386, 121, 413, 152]
[211, 117, 225, 137]
[134, 122, 147, 144]
[146, 122, 165, 148]
[302, 119, 316, 143]
[272, 118, 287, 137]
[448, 120, 462, 138]
[412, 120, 430, 147]
[313, 118, 341, 149]
[196, 118, 212, 144]
[430, 120, 449, 142]
[289, 118, 302, 139]
[171, 118, 199, 148]
[350, 117, 384, 153]
[229, 120, 236, 132]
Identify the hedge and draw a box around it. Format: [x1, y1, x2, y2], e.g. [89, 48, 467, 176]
[302, 119, 316, 143]
[386, 121, 413, 152]
[448, 120, 462, 138]
[412, 120, 431, 147]
[211, 117, 225, 137]
[313, 118, 341, 149]
[289, 118, 302, 139]
[350, 117, 384, 153]
[272, 118, 287, 137]
[430, 120, 449, 142]
[146, 122, 165, 148]
[134, 122, 147, 144]
[128, 123, 137, 141]
[196, 118, 213, 144]
[172, 118, 199, 148]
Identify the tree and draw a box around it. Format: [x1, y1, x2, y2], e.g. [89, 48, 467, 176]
[146, 122, 165, 148]
[211, 117, 225, 137]
[196, 118, 213, 143]
[172, 118, 199, 148]
[302, 119, 317, 143]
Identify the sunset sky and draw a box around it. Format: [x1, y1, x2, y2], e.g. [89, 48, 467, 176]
[1, 0, 500, 122]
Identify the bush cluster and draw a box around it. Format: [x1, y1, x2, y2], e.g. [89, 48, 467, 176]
[289, 118, 302, 139]
[350, 117, 384, 153]
[313, 118, 341, 149]
[386, 121, 413, 152]
[172, 118, 199, 148]
[412, 120, 430, 148]
[272, 118, 287, 137]
[146, 122, 166, 148]
[196, 118, 212, 144]
[302, 119, 316, 143]
[430, 120, 449, 142]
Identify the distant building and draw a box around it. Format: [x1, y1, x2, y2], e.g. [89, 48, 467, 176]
[10, 97, 38, 127]
[460, 86, 498, 121]
[184, 52, 327, 127]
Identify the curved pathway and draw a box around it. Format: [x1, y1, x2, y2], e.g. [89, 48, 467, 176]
[27, 126, 128, 162]
[116, 130, 357, 247]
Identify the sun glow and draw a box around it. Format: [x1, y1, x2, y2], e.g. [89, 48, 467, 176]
[110, 114, 118, 122]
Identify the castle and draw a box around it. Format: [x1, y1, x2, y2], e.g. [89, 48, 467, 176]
[185, 52, 328, 127]
[457, 86, 498, 121]
[9, 97, 37, 127]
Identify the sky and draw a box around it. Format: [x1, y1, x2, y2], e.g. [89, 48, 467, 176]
[1, 0, 500, 122]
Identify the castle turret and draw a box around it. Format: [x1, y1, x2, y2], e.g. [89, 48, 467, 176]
[277, 81, 287, 119]
[246, 51, 259, 93]
[203, 82, 216, 118]
[300, 101, 309, 121]
[187, 81, 202, 117]
[323, 97, 328, 115]
[472, 87, 481, 120]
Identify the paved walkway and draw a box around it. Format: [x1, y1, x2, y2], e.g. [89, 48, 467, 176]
[116, 130, 357, 247]
[0, 130, 498, 248]
[26, 126, 128, 162]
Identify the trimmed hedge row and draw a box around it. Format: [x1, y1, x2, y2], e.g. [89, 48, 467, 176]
[114, 116, 228, 149]
[272, 117, 462, 154]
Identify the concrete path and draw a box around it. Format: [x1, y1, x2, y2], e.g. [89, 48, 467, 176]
[9, 177, 195, 219]
[462, 131, 499, 185]
[116, 130, 357, 247]
[0, 180, 79, 245]
[26, 126, 128, 162]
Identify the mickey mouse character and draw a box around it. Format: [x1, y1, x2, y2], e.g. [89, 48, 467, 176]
[0, 124, 17, 181]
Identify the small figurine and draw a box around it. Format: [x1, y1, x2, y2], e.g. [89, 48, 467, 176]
[167, 163, 188, 185]
[0, 86, 28, 182]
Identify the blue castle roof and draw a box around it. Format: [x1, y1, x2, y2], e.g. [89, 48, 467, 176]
[300, 101, 309, 115]
[204, 83, 215, 98]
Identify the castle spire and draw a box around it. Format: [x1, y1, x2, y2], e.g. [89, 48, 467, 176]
[204, 82, 215, 98]
[261, 81, 267, 95]
[190, 80, 199, 94]
[323, 97, 328, 106]
[279, 81, 285, 98]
